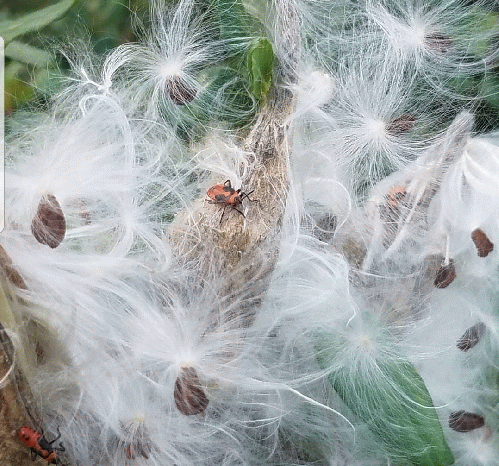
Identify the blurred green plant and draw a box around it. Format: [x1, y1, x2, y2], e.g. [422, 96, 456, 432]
[0, 0, 76, 45]
[2, 0, 147, 114]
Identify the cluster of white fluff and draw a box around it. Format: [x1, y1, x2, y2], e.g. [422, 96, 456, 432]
[3, 0, 499, 465]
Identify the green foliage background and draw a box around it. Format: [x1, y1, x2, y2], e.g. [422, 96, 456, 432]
[2, 0, 150, 115]
[3, 0, 499, 131]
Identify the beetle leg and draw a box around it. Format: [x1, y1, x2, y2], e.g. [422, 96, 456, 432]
[49, 427, 61, 444]
[233, 208, 246, 218]
[30, 449, 37, 461]
[219, 207, 227, 224]
[55, 442, 66, 452]
[223, 180, 231, 188]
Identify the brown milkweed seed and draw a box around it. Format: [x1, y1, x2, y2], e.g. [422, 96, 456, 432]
[449, 410, 485, 432]
[385, 115, 417, 136]
[471, 228, 494, 257]
[434, 259, 456, 288]
[166, 77, 197, 105]
[174, 367, 209, 415]
[31, 194, 66, 248]
[457, 322, 486, 352]
[425, 33, 452, 54]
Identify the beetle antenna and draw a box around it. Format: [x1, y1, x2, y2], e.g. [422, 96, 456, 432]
[240, 190, 256, 202]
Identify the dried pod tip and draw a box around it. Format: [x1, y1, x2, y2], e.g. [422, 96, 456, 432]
[174, 366, 209, 416]
[471, 228, 494, 258]
[424, 32, 452, 54]
[449, 410, 485, 432]
[166, 77, 197, 105]
[457, 322, 486, 352]
[385, 115, 417, 136]
[31, 194, 66, 249]
[434, 259, 456, 289]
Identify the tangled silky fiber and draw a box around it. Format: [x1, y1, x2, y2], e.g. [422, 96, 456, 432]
[2, 0, 499, 465]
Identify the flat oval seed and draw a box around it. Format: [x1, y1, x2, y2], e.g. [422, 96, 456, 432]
[174, 367, 209, 416]
[31, 194, 66, 248]
[425, 33, 452, 54]
[449, 411, 485, 432]
[471, 228, 494, 257]
[457, 322, 486, 352]
[434, 259, 456, 288]
[166, 77, 197, 105]
[385, 115, 417, 136]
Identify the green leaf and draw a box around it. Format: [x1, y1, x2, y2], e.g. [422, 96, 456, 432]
[0, 0, 76, 45]
[210, 0, 249, 49]
[456, 9, 499, 59]
[247, 37, 274, 101]
[5, 40, 53, 67]
[481, 75, 499, 110]
[316, 333, 454, 466]
[194, 67, 256, 125]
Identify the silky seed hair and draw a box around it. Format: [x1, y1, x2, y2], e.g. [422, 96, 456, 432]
[4, 0, 499, 465]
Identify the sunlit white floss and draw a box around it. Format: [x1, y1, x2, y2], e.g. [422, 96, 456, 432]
[106, 0, 224, 127]
[365, 0, 499, 95]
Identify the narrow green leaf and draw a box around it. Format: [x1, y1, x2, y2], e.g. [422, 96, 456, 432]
[0, 0, 76, 45]
[5, 40, 53, 67]
[247, 37, 274, 101]
[316, 334, 455, 466]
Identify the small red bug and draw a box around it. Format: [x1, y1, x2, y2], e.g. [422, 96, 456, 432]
[206, 180, 254, 222]
[18, 426, 65, 464]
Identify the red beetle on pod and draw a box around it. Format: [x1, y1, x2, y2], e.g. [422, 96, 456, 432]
[206, 180, 255, 223]
[18, 426, 65, 464]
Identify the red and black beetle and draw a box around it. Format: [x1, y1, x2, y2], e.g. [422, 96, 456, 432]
[18, 426, 65, 464]
[206, 180, 255, 222]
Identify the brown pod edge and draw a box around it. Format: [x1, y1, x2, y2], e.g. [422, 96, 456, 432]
[174, 367, 209, 416]
[0, 244, 27, 289]
[31, 194, 66, 248]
